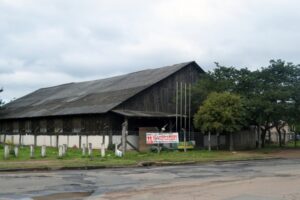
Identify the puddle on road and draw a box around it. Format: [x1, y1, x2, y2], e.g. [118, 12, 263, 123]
[32, 191, 93, 200]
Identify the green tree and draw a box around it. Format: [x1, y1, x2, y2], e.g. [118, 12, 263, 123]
[193, 60, 300, 148]
[256, 60, 300, 147]
[194, 92, 246, 151]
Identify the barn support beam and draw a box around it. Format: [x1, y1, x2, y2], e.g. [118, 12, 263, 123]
[34, 134, 37, 147]
[79, 135, 82, 148]
[19, 134, 22, 146]
[56, 135, 59, 148]
[109, 131, 113, 147]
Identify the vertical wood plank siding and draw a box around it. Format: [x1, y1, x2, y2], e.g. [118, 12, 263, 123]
[116, 63, 201, 113]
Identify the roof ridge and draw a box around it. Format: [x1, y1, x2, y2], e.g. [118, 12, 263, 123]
[38, 61, 195, 91]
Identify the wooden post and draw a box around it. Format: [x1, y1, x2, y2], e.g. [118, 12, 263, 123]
[4, 134, 6, 144]
[67, 135, 69, 147]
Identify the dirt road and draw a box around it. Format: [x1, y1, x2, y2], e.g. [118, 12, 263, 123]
[0, 153, 300, 200]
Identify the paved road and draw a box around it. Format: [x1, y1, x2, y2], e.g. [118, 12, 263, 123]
[0, 158, 300, 200]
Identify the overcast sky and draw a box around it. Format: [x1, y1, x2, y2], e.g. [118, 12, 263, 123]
[0, 0, 300, 102]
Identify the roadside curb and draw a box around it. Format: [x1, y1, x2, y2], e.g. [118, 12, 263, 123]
[0, 157, 286, 172]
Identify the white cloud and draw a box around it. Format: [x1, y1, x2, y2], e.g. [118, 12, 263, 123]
[0, 0, 300, 101]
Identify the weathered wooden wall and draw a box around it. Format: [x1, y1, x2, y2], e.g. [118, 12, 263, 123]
[0, 113, 124, 136]
[116, 63, 203, 113]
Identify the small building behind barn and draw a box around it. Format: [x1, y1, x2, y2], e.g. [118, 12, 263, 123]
[0, 61, 204, 149]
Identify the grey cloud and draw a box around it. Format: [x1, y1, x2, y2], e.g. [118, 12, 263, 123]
[0, 0, 300, 101]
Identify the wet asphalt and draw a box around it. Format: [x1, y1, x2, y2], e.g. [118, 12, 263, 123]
[0, 158, 299, 200]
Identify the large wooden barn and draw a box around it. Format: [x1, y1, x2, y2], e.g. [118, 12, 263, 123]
[0, 61, 204, 149]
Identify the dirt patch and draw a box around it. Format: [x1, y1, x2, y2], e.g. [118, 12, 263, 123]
[98, 174, 300, 200]
[33, 191, 93, 200]
[263, 149, 300, 158]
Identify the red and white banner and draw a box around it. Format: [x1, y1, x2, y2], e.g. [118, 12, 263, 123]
[146, 132, 179, 144]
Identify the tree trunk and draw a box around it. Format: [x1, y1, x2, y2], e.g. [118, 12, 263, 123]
[229, 132, 234, 151]
[208, 132, 211, 151]
[283, 130, 286, 145]
[295, 132, 297, 148]
[261, 129, 266, 148]
[257, 127, 261, 149]
[268, 130, 271, 144]
[277, 127, 282, 147]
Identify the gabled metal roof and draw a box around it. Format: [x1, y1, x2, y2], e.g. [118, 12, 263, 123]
[0, 61, 198, 119]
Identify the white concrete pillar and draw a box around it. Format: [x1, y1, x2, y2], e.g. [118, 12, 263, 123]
[4, 145, 9, 159]
[101, 143, 105, 157]
[14, 146, 19, 157]
[88, 143, 92, 156]
[58, 145, 63, 158]
[82, 144, 86, 156]
[30, 145, 34, 158]
[41, 145, 46, 157]
[62, 144, 67, 156]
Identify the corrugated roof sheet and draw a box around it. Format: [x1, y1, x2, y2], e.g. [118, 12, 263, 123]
[0, 61, 195, 119]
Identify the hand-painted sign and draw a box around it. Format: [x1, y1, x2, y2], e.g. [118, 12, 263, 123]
[146, 132, 179, 144]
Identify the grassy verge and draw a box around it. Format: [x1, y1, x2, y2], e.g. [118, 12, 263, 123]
[0, 144, 283, 171]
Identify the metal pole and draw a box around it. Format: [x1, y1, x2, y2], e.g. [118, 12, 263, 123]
[175, 82, 178, 132]
[184, 83, 187, 132]
[180, 82, 183, 133]
[189, 83, 192, 140]
[183, 128, 187, 152]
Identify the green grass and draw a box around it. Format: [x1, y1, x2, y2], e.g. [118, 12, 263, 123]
[0, 144, 292, 170]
